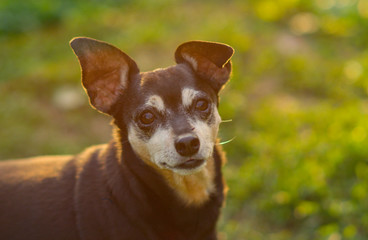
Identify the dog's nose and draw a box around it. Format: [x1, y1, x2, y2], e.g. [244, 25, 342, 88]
[175, 135, 200, 157]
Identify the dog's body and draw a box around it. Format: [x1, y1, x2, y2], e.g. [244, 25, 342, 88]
[0, 38, 234, 240]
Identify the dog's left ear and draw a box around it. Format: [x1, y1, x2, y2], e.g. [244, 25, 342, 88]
[175, 41, 234, 92]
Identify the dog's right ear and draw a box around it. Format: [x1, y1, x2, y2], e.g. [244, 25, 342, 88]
[70, 37, 139, 114]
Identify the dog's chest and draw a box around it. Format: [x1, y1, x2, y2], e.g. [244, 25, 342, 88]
[74, 143, 223, 240]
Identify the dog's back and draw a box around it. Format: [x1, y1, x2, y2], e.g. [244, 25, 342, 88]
[0, 142, 224, 240]
[0, 154, 78, 239]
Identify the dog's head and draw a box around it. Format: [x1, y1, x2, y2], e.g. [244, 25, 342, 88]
[70, 38, 233, 175]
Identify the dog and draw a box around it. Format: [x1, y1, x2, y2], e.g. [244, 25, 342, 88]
[0, 38, 234, 240]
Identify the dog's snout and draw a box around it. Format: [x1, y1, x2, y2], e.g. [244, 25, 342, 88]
[175, 135, 200, 157]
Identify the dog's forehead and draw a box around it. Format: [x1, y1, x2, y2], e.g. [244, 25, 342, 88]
[141, 65, 195, 92]
[138, 64, 198, 107]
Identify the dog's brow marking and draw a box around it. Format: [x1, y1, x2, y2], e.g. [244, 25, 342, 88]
[146, 95, 165, 112]
[182, 88, 201, 108]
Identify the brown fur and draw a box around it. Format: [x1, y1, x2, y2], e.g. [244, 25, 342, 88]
[0, 38, 234, 240]
[152, 155, 216, 206]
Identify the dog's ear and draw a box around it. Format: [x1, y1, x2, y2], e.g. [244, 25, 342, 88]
[175, 41, 234, 92]
[70, 37, 139, 114]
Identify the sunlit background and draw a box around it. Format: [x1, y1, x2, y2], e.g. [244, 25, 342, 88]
[1, 0, 368, 239]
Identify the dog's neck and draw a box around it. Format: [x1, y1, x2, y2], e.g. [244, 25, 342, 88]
[96, 135, 223, 237]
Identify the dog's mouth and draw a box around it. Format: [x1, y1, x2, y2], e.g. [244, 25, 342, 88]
[176, 159, 205, 170]
[161, 159, 205, 171]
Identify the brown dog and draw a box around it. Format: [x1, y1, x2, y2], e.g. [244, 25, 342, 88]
[0, 38, 234, 240]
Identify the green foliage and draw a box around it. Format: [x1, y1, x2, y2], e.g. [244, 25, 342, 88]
[1, 0, 368, 239]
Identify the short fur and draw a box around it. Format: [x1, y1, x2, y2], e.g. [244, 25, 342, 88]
[0, 38, 234, 240]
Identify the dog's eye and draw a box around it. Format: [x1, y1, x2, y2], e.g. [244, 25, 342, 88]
[139, 111, 155, 125]
[195, 99, 209, 112]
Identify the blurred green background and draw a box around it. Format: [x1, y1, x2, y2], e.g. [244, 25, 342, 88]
[1, 0, 368, 239]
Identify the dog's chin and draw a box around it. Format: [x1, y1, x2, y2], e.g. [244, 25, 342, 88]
[159, 159, 206, 175]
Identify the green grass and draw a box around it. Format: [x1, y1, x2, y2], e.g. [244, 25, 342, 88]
[1, 0, 368, 239]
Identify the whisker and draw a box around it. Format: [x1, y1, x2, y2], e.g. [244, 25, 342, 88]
[217, 136, 236, 145]
[119, 139, 130, 145]
[221, 119, 233, 123]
